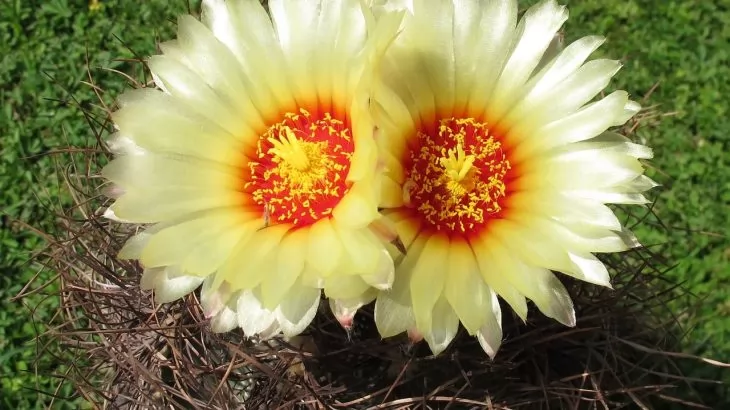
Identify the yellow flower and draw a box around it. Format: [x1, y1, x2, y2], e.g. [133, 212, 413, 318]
[103, 0, 404, 338]
[371, 0, 656, 356]
[89, 0, 102, 12]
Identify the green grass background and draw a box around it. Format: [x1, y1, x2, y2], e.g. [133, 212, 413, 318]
[1, 0, 728, 408]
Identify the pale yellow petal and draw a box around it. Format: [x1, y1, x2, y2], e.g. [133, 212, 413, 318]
[470, 236, 528, 321]
[347, 115, 378, 182]
[146, 55, 250, 141]
[380, 175, 404, 208]
[102, 154, 241, 191]
[236, 289, 279, 337]
[374, 292, 414, 339]
[106, 132, 145, 156]
[422, 296, 459, 356]
[476, 288, 503, 359]
[444, 238, 488, 335]
[140, 209, 251, 270]
[276, 279, 321, 337]
[392, 213, 421, 250]
[220, 223, 290, 291]
[566, 252, 611, 287]
[359, 248, 395, 290]
[379, 145, 407, 185]
[332, 182, 380, 229]
[332, 223, 381, 275]
[400, 0, 457, 112]
[482, 236, 576, 327]
[489, 0, 567, 121]
[268, 0, 320, 102]
[517, 150, 645, 191]
[306, 218, 342, 277]
[201, 0, 295, 118]
[529, 216, 639, 254]
[564, 188, 650, 205]
[324, 275, 371, 300]
[109, 189, 245, 224]
[329, 288, 377, 329]
[260, 228, 308, 309]
[300, 265, 325, 290]
[371, 85, 412, 163]
[523, 90, 630, 154]
[175, 15, 268, 131]
[118, 231, 152, 260]
[507, 191, 622, 232]
[201, 0, 295, 117]
[488, 218, 574, 274]
[368, 215, 399, 243]
[515, 35, 606, 113]
[409, 233, 449, 333]
[462, 0, 518, 115]
[491, 215, 612, 286]
[374, 233, 428, 338]
[141, 266, 203, 303]
[505, 57, 619, 144]
[181, 219, 258, 276]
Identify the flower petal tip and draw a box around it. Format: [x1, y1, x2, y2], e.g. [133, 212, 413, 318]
[101, 184, 125, 199]
[563, 310, 577, 328]
[210, 308, 238, 333]
[336, 313, 355, 331]
[407, 328, 423, 343]
[103, 207, 125, 222]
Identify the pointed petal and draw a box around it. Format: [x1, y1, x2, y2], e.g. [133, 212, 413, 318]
[566, 252, 611, 287]
[422, 296, 459, 356]
[374, 234, 427, 338]
[276, 282, 321, 338]
[140, 209, 249, 269]
[470, 236, 529, 321]
[260, 228, 307, 309]
[118, 231, 153, 260]
[374, 292, 415, 338]
[444, 238, 488, 335]
[359, 248, 395, 290]
[490, 0, 568, 120]
[329, 289, 377, 330]
[141, 266, 204, 303]
[476, 288, 503, 359]
[237, 289, 279, 337]
[210, 298, 239, 333]
[306, 218, 342, 277]
[409, 234, 449, 333]
[200, 278, 231, 318]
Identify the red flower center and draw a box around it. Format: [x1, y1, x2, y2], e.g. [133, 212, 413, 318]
[247, 109, 353, 227]
[403, 117, 516, 234]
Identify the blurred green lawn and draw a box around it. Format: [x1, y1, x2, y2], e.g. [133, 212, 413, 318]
[1, 0, 728, 408]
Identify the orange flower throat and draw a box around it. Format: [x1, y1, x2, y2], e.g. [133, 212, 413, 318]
[247, 108, 353, 227]
[403, 117, 512, 234]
